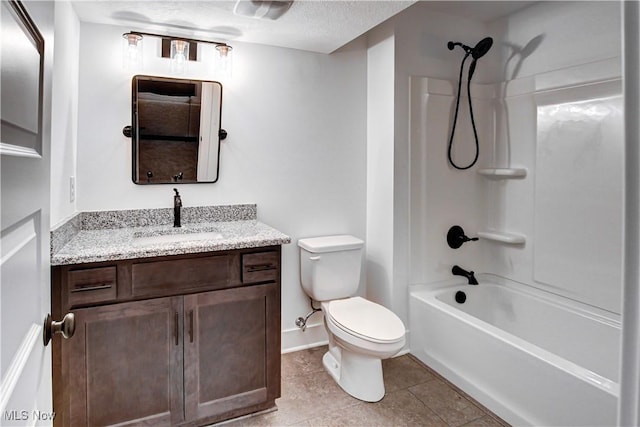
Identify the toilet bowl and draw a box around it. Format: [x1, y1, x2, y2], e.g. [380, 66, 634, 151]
[297, 235, 406, 402]
[323, 297, 405, 358]
[321, 297, 405, 402]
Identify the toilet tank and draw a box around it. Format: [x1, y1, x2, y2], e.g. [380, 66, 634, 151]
[298, 235, 364, 301]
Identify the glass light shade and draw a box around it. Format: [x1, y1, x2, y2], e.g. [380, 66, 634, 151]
[170, 39, 189, 74]
[215, 45, 233, 79]
[122, 33, 143, 70]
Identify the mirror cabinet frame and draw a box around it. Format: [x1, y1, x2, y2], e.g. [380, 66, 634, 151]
[127, 75, 225, 185]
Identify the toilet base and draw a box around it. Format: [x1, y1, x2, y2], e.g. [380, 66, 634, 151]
[322, 349, 385, 402]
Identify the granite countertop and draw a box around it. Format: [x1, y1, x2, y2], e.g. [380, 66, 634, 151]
[51, 205, 291, 266]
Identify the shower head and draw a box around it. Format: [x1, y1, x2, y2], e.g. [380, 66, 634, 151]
[471, 37, 493, 59]
[447, 37, 494, 59]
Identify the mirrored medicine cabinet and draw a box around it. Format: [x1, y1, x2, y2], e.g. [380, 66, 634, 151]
[126, 75, 226, 184]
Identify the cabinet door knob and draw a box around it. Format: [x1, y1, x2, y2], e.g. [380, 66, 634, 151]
[43, 313, 75, 346]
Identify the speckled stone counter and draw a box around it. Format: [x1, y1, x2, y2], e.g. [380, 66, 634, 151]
[51, 204, 291, 266]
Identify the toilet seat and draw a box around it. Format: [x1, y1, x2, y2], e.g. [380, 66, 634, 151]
[324, 297, 405, 344]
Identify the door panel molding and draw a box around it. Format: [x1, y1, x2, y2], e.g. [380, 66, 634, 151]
[0, 323, 42, 414]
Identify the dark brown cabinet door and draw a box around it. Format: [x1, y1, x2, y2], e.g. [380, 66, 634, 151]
[65, 297, 184, 426]
[183, 283, 281, 423]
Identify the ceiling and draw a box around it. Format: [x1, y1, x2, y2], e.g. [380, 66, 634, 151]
[71, 1, 536, 54]
[424, 1, 536, 23]
[71, 0, 417, 54]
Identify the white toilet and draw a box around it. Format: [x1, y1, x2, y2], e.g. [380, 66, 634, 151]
[298, 235, 406, 402]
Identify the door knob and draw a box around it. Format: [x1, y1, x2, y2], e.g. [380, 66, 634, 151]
[43, 313, 75, 346]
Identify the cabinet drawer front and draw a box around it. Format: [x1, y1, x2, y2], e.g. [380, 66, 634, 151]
[67, 266, 117, 307]
[132, 255, 231, 297]
[242, 252, 279, 284]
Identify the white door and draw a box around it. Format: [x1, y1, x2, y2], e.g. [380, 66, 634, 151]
[1, 0, 54, 425]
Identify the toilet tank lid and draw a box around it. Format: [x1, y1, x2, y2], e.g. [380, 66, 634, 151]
[298, 235, 364, 253]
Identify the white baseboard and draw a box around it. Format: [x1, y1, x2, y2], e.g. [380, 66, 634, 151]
[281, 322, 328, 354]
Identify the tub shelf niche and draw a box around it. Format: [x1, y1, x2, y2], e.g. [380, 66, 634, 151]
[477, 168, 527, 179]
[477, 231, 526, 244]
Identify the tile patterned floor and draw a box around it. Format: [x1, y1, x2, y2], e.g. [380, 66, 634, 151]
[220, 346, 509, 427]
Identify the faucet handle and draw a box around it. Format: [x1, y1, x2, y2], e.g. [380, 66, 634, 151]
[447, 225, 478, 249]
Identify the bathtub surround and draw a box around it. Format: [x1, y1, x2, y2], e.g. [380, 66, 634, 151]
[410, 61, 624, 313]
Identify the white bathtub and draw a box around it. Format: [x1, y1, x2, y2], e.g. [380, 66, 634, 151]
[409, 274, 620, 426]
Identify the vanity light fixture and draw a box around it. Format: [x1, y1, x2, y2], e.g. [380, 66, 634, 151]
[122, 31, 233, 76]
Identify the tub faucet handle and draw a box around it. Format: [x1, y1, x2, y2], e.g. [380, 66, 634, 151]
[447, 225, 478, 249]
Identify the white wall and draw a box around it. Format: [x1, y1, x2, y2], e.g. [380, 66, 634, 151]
[493, 1, 621, 81]
[75, 23, 368, 351]
[365, 23, 395, 310]
[50, 1, 80, 227]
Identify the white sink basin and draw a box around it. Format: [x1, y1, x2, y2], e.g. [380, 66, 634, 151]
[133, 231, 224, 246]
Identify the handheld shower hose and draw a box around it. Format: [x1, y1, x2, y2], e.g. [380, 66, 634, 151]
[447, 37, 493, 170]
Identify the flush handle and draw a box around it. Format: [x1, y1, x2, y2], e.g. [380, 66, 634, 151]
[43, 313, 75, 346]
[309, 256, 321, 261]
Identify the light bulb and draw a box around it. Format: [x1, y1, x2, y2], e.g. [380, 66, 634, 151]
[122, 33, 143, 70]
[215, 44, 233, 79]
[170, 39, 189, 74]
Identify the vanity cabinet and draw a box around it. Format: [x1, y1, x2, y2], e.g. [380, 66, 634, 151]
[51, 247, 281, 427]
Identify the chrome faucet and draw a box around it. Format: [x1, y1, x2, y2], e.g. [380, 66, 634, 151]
[173, 188, 182, 228]
[452, 265, 478, 285]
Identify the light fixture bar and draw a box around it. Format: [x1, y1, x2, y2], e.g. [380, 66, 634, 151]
[125, 31, 231, 50]
[122, 31, 233, 78]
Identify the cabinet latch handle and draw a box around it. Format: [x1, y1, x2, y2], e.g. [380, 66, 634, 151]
[70, 283, 112, 293]
[189, 310, 194, 343]
[175, 312, 179, 346]
[246, 263, 275, 272]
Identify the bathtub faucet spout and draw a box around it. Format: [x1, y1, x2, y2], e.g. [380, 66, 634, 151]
[452, 265, 478, 285]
